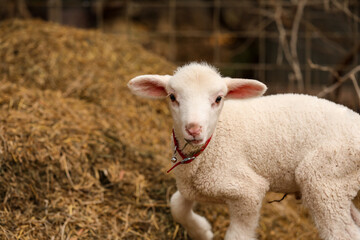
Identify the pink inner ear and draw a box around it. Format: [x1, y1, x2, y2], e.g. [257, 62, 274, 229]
[134, 80, 167, 97]
[227, 83, 264, 99]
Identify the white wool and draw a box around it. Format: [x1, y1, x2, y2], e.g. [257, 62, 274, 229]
[128, 62, 360, 240]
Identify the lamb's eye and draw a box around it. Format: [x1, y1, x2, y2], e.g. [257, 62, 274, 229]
[215, 96, 222, 103]
[169, 94, 176, 102]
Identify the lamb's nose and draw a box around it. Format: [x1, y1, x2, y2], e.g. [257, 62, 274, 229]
[185, 123, 202, 137]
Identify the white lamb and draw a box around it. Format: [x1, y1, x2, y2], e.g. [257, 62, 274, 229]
[128, 62, 360, 240]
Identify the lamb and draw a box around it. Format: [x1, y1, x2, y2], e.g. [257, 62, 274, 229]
[127, 62, 360, 240]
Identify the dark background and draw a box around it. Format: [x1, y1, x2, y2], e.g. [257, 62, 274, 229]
[2, 0, 360, 109]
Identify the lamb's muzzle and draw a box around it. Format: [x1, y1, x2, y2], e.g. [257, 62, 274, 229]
[167, 129, 212, 173]
[185, 122, 202, 137]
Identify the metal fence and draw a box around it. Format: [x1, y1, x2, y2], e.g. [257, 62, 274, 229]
[2, 0, 360, 105]
[123, 0, 360, 93]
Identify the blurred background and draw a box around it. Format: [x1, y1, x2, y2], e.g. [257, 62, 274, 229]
[2, 0, 360, 109]
[1, 1, 360, 239]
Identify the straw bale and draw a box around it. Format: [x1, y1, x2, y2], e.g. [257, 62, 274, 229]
[0, 19, 321, 239]
[0, 18, 174, 153]
[0, 80, 176, 239]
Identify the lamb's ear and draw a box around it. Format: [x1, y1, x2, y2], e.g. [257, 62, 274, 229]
[128, 75, 171, 99]
[224, 77, 267, 99]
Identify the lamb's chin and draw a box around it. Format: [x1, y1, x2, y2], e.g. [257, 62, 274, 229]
[185, 139, 204, 146]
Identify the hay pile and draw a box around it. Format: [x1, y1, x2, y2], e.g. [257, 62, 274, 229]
[0, 19, 319, 239]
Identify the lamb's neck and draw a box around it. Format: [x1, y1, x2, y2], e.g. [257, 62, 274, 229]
[171, 126, 215, 185]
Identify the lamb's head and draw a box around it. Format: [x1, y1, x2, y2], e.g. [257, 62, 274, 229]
[128, 62, 267, 146]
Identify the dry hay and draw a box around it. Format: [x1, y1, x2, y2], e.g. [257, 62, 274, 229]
[0, 18, 174, 152]
[0, 19, 320, 239]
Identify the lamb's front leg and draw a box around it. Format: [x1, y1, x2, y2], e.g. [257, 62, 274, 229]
[225, 197, 263, 240]
[170, 191, 213, 240]
[223, 172, 269, 240]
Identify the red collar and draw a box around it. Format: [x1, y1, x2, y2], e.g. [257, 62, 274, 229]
[167, 129, 212, 173]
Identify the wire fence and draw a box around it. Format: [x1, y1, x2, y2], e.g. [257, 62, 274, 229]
[114, 0, 360, 110]
[2, 0, 360, 107]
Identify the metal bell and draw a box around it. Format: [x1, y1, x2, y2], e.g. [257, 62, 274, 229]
[171, 156, 177, 163]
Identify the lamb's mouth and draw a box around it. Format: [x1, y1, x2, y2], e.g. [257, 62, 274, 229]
[185, 138, 203, 145]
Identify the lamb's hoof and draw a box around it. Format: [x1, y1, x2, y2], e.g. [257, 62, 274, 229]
[187, 215, 213, 240]
[188, 228, 213, 240]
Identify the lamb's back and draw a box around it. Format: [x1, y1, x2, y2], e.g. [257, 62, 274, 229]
[216, 94, 360, 192]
